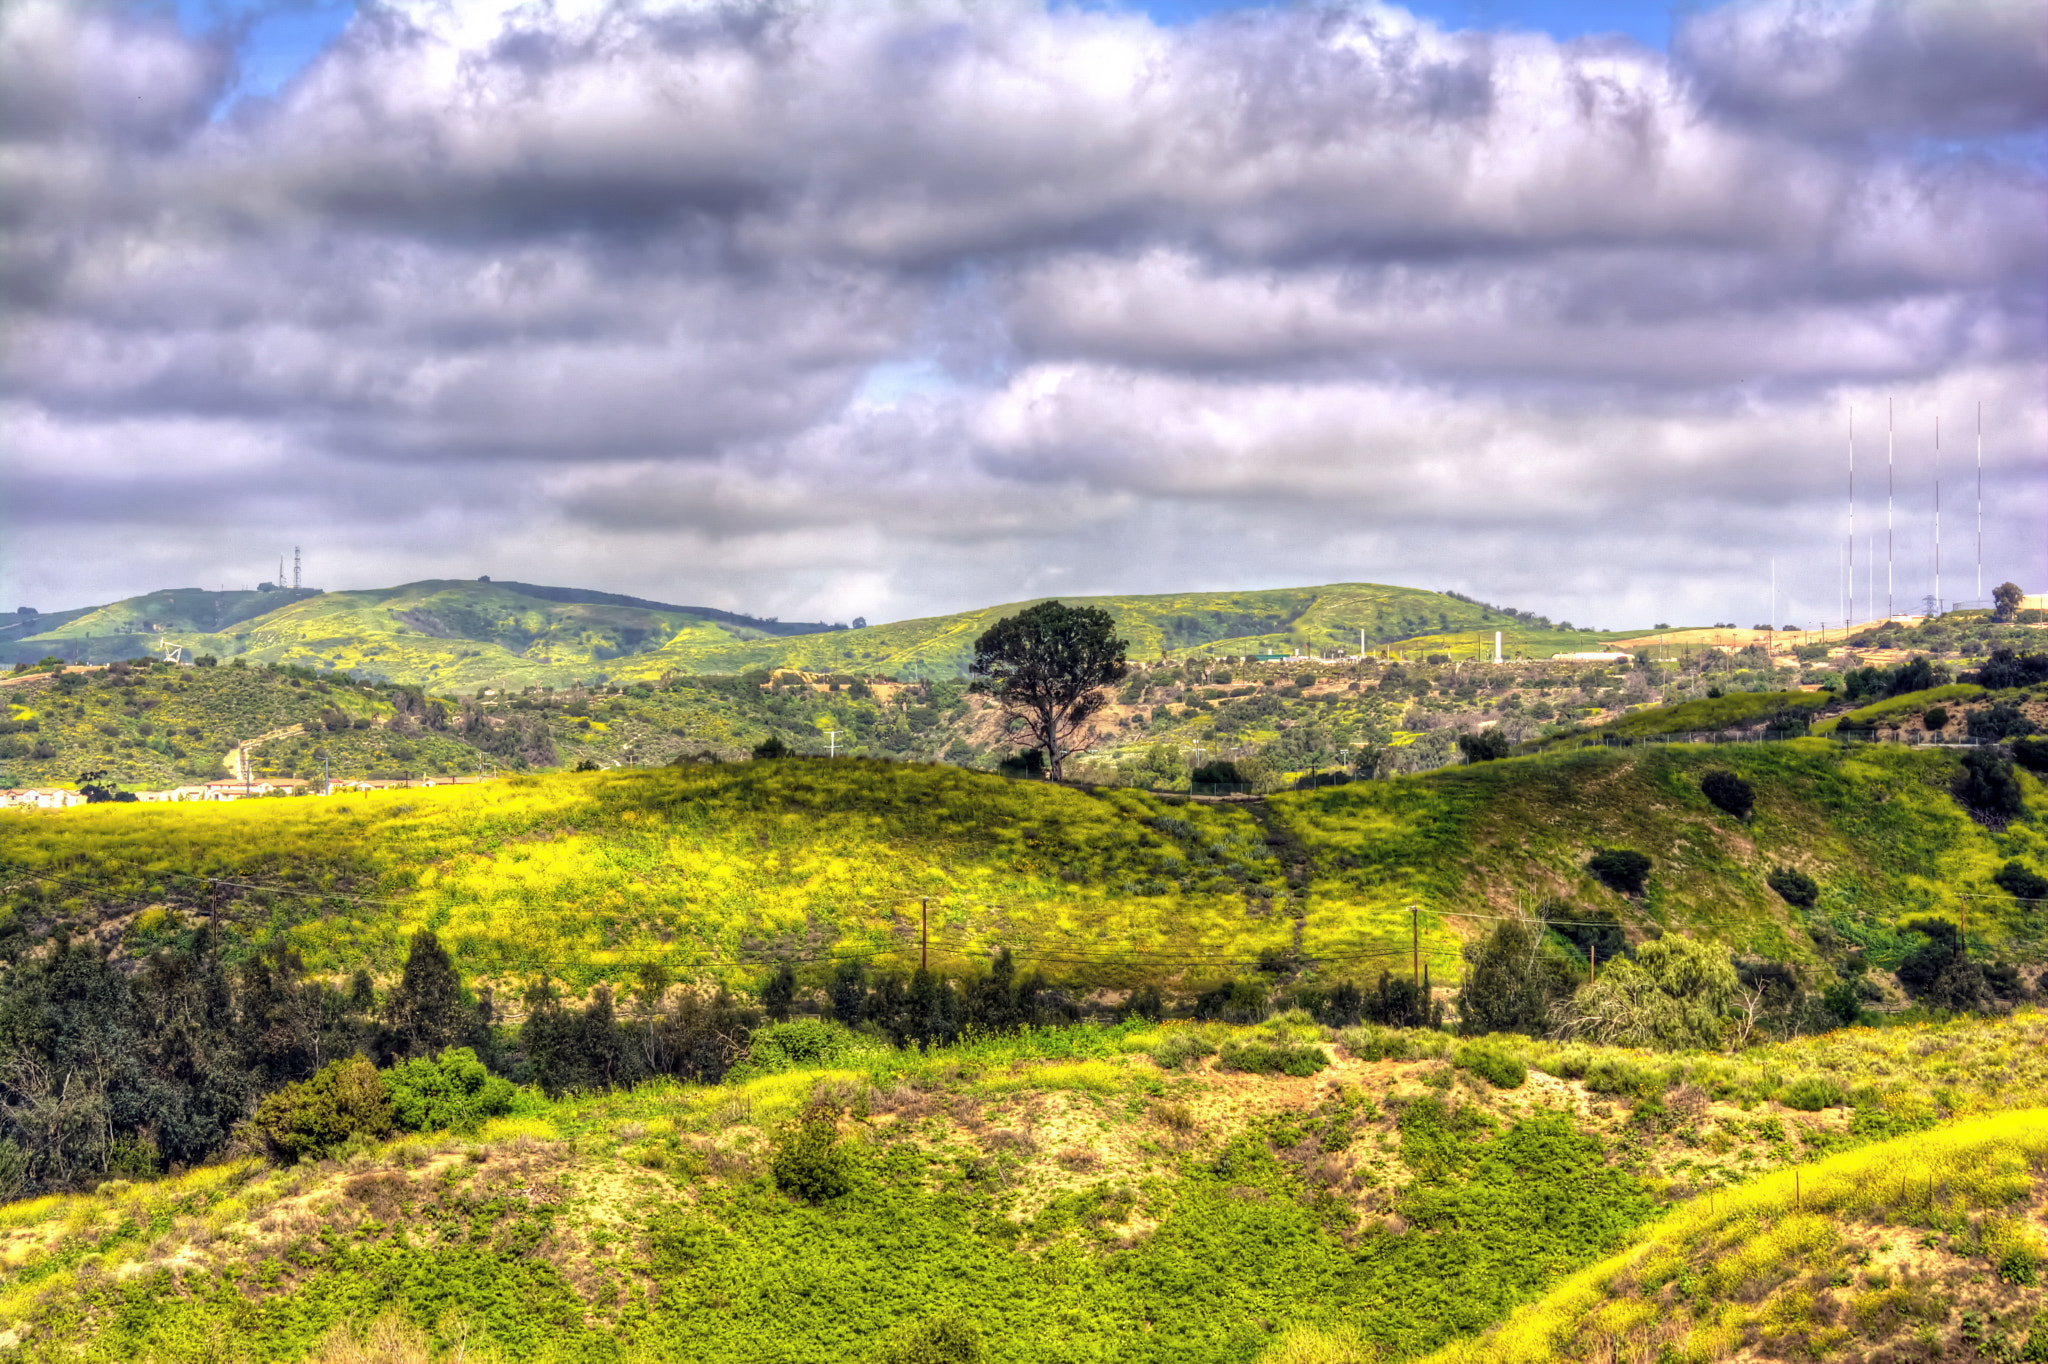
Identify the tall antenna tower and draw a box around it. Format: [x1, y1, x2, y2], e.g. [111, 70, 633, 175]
[293, 547, 301, 592]
[1976, 402, 1983, 602]
[1847, 407, 1856, 627]
[1933, 416, 1940, 616]
[1886, 398, 1894, 620]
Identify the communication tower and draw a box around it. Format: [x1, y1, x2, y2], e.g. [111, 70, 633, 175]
[293, 547, 301, 592]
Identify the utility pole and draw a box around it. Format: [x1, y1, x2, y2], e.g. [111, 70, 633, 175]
[827, 730, 838, 758]
[1589, 942, 1597, 986]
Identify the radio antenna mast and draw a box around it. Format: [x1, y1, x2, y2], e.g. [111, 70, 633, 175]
[1886, 398, 1894, 620]
[1933, 416, 1940, 616]
[293, 546, 301, 592]
[1975, 402, 1983, 602]
[1847, 407, 1856, 627]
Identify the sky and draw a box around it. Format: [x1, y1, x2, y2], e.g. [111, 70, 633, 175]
[1, 0, 2042, 632]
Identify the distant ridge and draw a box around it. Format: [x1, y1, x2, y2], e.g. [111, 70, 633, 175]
[484, 582, 843, 637]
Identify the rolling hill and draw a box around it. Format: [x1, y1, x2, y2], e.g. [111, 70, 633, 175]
[6, 741, 2041, 998]
[0, 578, 1633, 689]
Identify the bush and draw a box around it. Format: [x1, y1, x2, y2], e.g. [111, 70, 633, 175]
[251, 1057, 396, 1163]
[1453, 1044, 1527, 1089]
[1148, 1031, 1218, 1071]
[872, 1315, 987, 1364]
[1954, 746, 2025, 820]
[1779, 1075, 1847, 1111]
[1922, 705, 1949, 730]
[2013, 737, 2048, 774]
[752, 734, 793, 760]
[1588, 848, 1652, 896]
[1699, 769, 1755, 820]
[770, 1098, 854, 1202]
[1583, 1056, 1662, 1099]
[1188, 759, 1246, 786]
[384, 1047, 515, 1135]
[1217, 1038, 1328, 1077]
[1970, 703, 2037, 742]
[1968, 647, 2048, 689]
[1456, 729, 1511, 763]
[1821, 978, 1861, 1026]
[1766, 866, 1820, 908]
[1895, 917, 1985, 1011]
[740, 1019, 873, 1077]
[1992, 860, 2048, 903]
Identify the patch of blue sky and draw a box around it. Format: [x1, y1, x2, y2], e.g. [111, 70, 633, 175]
[850, 360, 962, 411]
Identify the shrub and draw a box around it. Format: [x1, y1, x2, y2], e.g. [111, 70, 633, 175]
[1821, 977, 1861, 1026]
[1954, 746, 2025, 820]
[2013, 737, 2048, 773]
[1992, 861, 2048, 903]
[252, 1056, 396, 1163]
[1895, 917, 1986, 1010]
[1779, 1075, 1846, 1111]
[1456, 729, 1511, 763]
[770, 1098, 854, 1202]
[1193, 978, 1270, 1023]
[1453, 1044, 1527, 1089]
[1217, 1038, 1328, 1077]
[1699, 769, 1754, 820]
[740, 1019, 873, 1077]
[384, 1047, 515, 1135]
[1766, 866, 1820, 909]
[1148, 1031, 1217, 1071]
[1583, 1056, 1662, 1099]
[1188, 759, 1246, 786]
[1971, 703, 2037, 741]
[752, 734, 793, 760]
[872, 1315, 987, 1364]
[1588, 848, 1652, 896]
[1922, 705, 1949, 730]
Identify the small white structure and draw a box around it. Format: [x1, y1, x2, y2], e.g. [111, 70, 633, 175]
[1550, 651, 1635, 665]
[0, 788, 85, 810]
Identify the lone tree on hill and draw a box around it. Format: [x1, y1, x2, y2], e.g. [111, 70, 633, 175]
[969, 601, 1128, 782]
[1992, 581, 2024, 622]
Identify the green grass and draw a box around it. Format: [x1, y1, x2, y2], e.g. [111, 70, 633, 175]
[5, 1010, 2045, 1364]
[0, 663, 395, 789]
[1, 579, 1596, 687]
[5, 741, 2042, 999]
[1809, 684, 1986, 734]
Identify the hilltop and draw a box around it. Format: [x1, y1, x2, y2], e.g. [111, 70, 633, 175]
[0, 578, 1635, 689]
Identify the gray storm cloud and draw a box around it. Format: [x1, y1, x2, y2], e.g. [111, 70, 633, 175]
[0, 0, 2041, 630]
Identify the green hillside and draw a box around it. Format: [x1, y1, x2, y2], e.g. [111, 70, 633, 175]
[0, 1006, 2040, 1364]
[5, 741, 2041, 996]
[0, 579, 1584, 689]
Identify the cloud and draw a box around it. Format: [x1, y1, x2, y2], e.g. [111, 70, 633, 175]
[1676, 0, 2048, 141]
[0, 0, 2041, 631]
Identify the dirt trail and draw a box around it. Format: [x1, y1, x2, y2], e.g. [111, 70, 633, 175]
[219, 724, 306, 779]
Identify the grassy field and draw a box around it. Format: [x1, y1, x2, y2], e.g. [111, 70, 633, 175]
[4, 742, 2042, 997]
[1809, 683, 1987, 735]
[0, 1009, 2040, 1363]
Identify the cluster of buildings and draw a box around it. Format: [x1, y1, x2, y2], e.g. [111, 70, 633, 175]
[0, 775, 489, 810]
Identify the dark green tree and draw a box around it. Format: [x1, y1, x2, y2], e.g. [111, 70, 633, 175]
[829, 959, 868, 1027]
[1992, 581, 2024, 622]
[760, 961, 797, 1022]
[968, 601, 1129, 781]
[1766, 866, 1820, 908]
[1699, 769, 1754, 820]
[382, 929, 467, 1061]
[1457, 918, 1568, 1035]
[1457, 730, 1511, 763]
[1895, 918, 1985, 1011]
[1953, 747, 2024, 821]
[1588, 848, 1652, 897]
